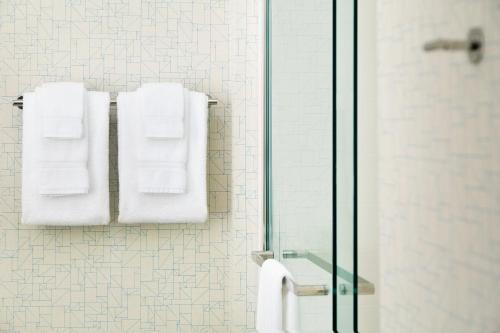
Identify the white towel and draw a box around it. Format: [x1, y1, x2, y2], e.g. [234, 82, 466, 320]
[137, 88, 189, 194]
[256, 259, 300, 333]
[22, 91, 110, 226]
[117, 90, 208, 224]
[138, 83, 185, 138]
[39, 82, 86, 138]
[35, 86, 89, 195]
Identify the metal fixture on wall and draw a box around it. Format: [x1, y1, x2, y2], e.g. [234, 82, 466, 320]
[423, 27, 484, 64]
[12, 95, 218, 110]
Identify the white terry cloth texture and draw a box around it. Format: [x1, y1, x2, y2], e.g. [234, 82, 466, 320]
[22, 91, 110, 225]
[137, 88, 190, 194]
[138, 82, 185, 139]
[256, 259, 300, 333]
[117, 90, 208, 224]
[35, 84, 90, 195]
[39, 82, 86, 139]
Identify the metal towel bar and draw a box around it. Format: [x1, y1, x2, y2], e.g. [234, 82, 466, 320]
[12, 95, 218, 110]
[251, 251, 330, 297]
[282, 250, 375, 295]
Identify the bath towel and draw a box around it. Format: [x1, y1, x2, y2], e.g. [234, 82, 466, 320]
[22, 91, 110, 225]
[117, 90, 208, 223]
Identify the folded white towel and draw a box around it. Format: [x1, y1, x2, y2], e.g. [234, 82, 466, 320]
[39, 162, 89, 196]
[138, 161, 187, 194]
[138, 83, 185, 138]
[117, 90, 208, 224]
[256, 259, 300, 333]
[38, 82, 86, 139]
[137, 88, 189, 194]
[35, 86, 90, 195]
[22, 91, 110, 225]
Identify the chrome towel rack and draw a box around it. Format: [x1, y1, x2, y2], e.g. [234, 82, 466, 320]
[251, 251, 330, 297]
[252, 250, 376, 297]
[282, 250, 375, 295]
[12, 95, 218, 110]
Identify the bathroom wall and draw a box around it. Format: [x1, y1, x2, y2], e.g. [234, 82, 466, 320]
[357, 0, 379, 331]
[0, 0, 262, 331]
[378, 0, 500, 331]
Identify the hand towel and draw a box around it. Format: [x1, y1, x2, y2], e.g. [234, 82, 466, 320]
[35, 86, 89, 195]
[22, 91, 110, 226]
[138, 83, 185, 138]
[39, 82, 86, 138]
[117, 90, 208, 224]
[137, 88, 190, 194]
[256, 259, 300, 333]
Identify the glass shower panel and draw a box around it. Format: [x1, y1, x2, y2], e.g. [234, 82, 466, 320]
[268, 0, 334, 330]
[336, 0, 356, 331]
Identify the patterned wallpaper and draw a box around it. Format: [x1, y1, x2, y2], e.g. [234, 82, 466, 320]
[378, 0, 500, 332]
[0, 0, 262, 331]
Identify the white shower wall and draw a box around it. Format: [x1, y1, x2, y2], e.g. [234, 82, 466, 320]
[0, 0, 262, 331]
[378, 0, 500, 331]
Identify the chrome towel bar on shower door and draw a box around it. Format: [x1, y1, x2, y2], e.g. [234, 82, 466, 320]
[251, 251, 330, 297]
[11, 95, 219, 110]
[282, 250, 375, 295]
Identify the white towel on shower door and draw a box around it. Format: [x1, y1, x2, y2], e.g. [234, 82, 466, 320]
[117, 90, 208, 224]
[256, 259, 300, 333]
[22, 91, 110, 225]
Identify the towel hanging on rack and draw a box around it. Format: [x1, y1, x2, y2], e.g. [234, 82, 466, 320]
[117, 87, 209, 224]
[22, 88, 111, 226]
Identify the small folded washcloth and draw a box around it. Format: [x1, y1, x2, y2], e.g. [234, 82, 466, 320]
[137, 87, 190, 194]
[39, 82, 86, 139]
[138, 82, 185, 138]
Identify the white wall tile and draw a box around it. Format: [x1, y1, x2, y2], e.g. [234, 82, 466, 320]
[378, 0, 500, 331]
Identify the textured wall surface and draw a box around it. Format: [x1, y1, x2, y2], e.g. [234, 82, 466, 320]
[378, 0, 500, 332]
[0, 0, 261, 331]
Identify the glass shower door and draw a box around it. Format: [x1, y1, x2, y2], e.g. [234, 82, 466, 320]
[336, 0, 357, 331]
[265, 0, 361, 331]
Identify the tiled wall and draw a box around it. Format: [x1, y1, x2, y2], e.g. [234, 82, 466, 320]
[378, 0, 500, 331]
[0, 0, 262, 331]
